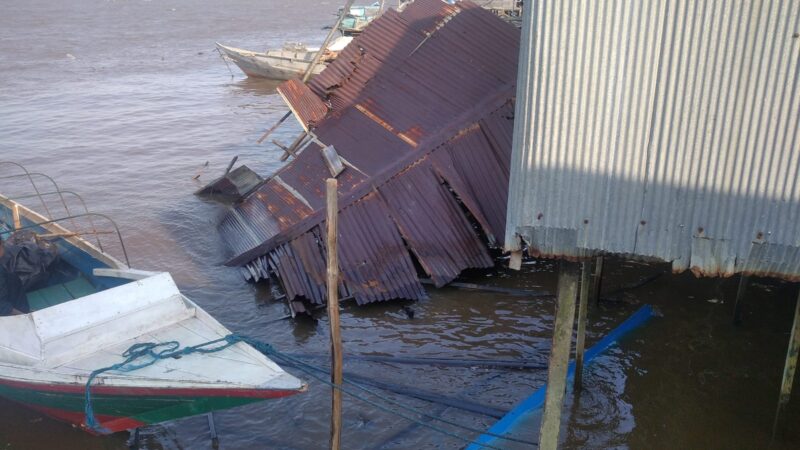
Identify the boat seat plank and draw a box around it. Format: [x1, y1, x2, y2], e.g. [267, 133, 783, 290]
[26, 284, 74, 310]
[62, 277, 97, 299]
[25, 277, 98, 312]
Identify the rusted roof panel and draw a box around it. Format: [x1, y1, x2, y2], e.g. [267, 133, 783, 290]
[220, 0, 520, 311]
[276, 79, 329, 129]
[338, 194, 427, 303]
[378, 160, 494, 287]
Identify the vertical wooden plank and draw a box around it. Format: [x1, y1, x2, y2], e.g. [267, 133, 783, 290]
[591, 255, 604, 306]
[772, 290, 800, 438]
[12, 204, 21, 230]
[732, 275, 749, 325]
[574, 260, 591, 391]
[539, 260, 580, 450]
[326, 178, 344, 450]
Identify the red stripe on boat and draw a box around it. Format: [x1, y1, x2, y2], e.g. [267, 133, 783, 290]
[0, 378, 303, 399]
[26, 403, 146, 434]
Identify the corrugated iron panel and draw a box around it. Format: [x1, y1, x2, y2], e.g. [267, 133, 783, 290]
[431, 108, 513, 246]
[337, 194, 427, 303]
[220, 0, 520, 308]
[379, 160, 494, 287]
[276, 79, 329, 128]
[506, 0, 800, 279]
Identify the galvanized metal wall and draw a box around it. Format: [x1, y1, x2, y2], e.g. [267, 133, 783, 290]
[506, 0, 800, 279]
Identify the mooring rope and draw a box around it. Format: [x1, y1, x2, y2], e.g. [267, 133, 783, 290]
[84, 334, 537, 447]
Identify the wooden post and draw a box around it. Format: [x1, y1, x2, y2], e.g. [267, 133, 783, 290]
[303, 0, 355, 83]
[591, 255, 604, 306]
[733, 275, 749, 325]
[207, 412, 219, 449]
[326, 179, 344, 450]
[772, 290, 800, 438]
[509, 250, 523, 271]
[538, 260, 580, 450]
[574, 260, 591, 391]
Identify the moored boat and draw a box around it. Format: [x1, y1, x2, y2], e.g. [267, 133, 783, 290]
[0, 165, 305, 434]
[216, 36, 352, 80]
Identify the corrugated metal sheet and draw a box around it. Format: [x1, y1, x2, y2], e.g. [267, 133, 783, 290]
[221, 0, 520, 311]
[506, 0, 800, 280]
[276, 79, 329, 129]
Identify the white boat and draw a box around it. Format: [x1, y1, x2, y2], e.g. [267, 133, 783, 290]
[0, 165, 305, 434]
[216, 36, 352, 80]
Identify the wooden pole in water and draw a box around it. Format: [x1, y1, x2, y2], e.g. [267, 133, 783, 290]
[257, 111, 292, 144]
[326, 178, 344, 450]
[539, 260, 580, 450]
[574, 259, 591, 391]
[772, 289, 800, 439]
[303, 0, 355, 83]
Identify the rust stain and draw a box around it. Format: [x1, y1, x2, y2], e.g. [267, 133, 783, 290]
[354, 103, 418, 148]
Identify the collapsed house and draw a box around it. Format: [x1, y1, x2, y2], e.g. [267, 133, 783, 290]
[219, 0, 520, 313]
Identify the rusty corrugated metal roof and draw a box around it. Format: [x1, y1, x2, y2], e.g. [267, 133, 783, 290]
[220, 0, 520, 311]
[276, 79, 329, 129]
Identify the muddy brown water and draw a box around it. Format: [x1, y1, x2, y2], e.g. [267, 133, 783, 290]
[1, 1, 799, 449]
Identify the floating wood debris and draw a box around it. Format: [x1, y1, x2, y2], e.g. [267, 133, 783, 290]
[218, 0, 520, 314]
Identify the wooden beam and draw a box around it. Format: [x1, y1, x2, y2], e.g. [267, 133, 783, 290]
[574, 259, 591, 391]
[326, 178, 343, 450]
[257, 111, 292, 144]
[538, 260, 579, 450]
[303, 0, 355, 83]
[279, 131, 309, 162]
[773, 289, 800, 438]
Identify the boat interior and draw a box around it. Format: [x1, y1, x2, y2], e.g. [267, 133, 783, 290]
[0, 162, 132, 313]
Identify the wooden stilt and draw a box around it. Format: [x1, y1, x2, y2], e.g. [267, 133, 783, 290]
[509, 250, 523, 271]
[733, 275, 749, 325]
[207, 412, 219, 449]
[128, 428, 140, 450]
[326, 179, 344, 450]
[591, 255, 604, 306]
[772, 290, 800, 439]
[574, 260, 591, 391]
[538, 260, 580, 450]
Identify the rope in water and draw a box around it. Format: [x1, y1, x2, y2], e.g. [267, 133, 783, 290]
[259, 345, 539, 447]
[85, 334, 537, 447]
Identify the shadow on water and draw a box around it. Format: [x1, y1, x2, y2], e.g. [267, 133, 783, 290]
[227, 76, 285, 96]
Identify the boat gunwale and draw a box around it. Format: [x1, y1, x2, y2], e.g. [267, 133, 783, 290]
[0, 193, 125, 270]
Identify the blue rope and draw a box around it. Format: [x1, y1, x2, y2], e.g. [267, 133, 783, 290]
[84, 335, 244, 433]
[84, 334, 534, 448]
